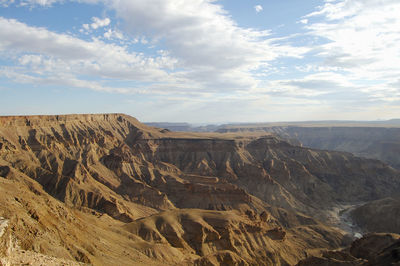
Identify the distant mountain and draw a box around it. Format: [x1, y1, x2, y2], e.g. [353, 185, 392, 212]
[146, 119, 400, 133]
[145, 122, 220, 132]
[145, 122, 193, 131]
[218, 119, 400, 129]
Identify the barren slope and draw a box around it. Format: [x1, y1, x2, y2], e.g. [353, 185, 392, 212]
[350, 197, 400, 234]
[1, 114, 399, 265]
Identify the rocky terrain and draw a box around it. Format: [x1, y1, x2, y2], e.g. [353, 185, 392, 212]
[349, 197, 400, 234]
[0, 114, 400, 265]
[216, 122, 400, 169]
[297, 233, 400, 265]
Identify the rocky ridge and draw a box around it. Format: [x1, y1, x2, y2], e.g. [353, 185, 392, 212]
[217, 124, 400, 169]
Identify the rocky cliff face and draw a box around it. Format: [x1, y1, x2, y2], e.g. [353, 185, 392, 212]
[350, 197, 400, 234]
[132, 133, 400, 217]
[1, 114, 400, 265]
[217, 125, 400, 169]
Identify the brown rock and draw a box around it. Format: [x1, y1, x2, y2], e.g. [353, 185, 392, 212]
[1, 113, 399, 265]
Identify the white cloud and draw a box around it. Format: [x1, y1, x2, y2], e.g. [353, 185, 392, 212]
[31, 0, 57, 5]
[4, 0, 59, 6]
[0, 0, 15, 7]
[304, 0, 400, 102]
[299, 19, 308, 24]
[1, 1, 308, 94]
[90, 17, 110, 29]
[106, 0, 307, 91]
[254, 5, 263, 13]
[306, 0, 400, 74]
[0, 17, 177, 92]
[103, 28, 124, 40]
[262, 71, 357, 98]
[109, 0, 273, 70]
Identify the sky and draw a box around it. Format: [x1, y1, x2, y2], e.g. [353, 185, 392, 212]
[0, 0, 400, 123]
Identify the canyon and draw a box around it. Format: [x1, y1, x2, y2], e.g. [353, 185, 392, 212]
[1, 114, 400, 265]
[215, 121, 400, 170]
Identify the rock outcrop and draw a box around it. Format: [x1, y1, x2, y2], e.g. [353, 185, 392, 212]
[350, 197, 400, 234]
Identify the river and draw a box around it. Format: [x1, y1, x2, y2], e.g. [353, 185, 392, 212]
[324, 203, 365, 239]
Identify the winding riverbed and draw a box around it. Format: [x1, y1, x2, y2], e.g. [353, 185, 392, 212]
[324, 203, 365, 239]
